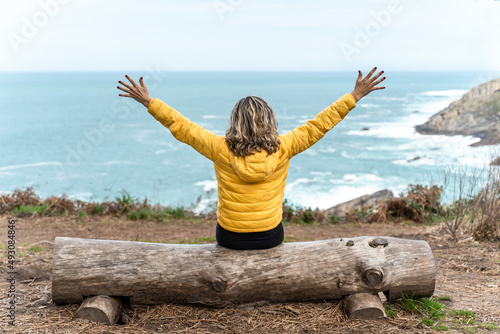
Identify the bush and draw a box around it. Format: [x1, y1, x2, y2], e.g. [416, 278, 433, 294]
[384, 185, 442, 223]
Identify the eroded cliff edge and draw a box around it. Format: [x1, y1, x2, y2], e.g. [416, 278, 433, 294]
[416, 78, 500, 148]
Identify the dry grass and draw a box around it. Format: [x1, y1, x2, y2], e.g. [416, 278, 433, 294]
[1, 214, 499, 334]
[7, 298, 429, 334]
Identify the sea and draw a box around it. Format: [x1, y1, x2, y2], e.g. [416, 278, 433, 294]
[1, 71, 499, 212]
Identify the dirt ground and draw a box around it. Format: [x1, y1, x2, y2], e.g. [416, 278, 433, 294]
[0, 214, 499, 334]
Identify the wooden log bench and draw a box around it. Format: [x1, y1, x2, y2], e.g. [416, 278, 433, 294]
[51, 236, 435, 324]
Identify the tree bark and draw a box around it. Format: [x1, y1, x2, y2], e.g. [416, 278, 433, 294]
[52, 236, 435, 307]
[344, 293, 387, 320]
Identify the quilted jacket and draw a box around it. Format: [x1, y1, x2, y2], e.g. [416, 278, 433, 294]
[147, 93, 356, 232]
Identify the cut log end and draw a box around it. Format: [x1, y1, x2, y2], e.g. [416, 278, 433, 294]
[76, 295, 122, 325]
[344, 293, 387, 320]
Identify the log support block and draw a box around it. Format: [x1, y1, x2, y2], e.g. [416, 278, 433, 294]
[52, 236, 436, 307]
[75, 295, 122, 325]
[344, 293, 387, 320]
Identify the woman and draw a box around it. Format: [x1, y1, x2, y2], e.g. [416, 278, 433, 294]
[117, 68, 385, 250]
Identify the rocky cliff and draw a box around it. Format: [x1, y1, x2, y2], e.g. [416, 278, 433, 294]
[416, 78, 500, 146]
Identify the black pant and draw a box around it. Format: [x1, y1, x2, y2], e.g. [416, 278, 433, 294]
[216, 222, 284, 250]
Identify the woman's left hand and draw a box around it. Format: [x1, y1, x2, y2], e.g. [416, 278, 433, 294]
[117, 75, 152, 107]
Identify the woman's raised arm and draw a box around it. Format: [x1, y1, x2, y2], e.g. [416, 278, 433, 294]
[117, 75, 223, 162]
[280, 68, 385, 158]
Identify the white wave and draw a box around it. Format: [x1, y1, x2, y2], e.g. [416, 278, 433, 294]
[97, 160, 135, 166]
[348, 125, 417, 139]
[90, 172, 108, 177]
[327, 173, 381, 185]
[195, 180, 217, 192]
[192, 197, 218, 214]
[317, 147, 336, 153]
[68, 192, 94, 201]
[286, 185, 384, 209]
[343, 174, 356, 182]
[285, 177, 317, 192]
[376, 96, 409, 102]
[341, 151, 355, 159]
[0, 162, 62, 171]
[357, 103, 378, 109]
[334, 173, 382, 183]
[302, 149, 318, 156]
[285, 172, 407, 209]
[202, 115, 220, 119]
[393, 156, 434, 166]
[134, 129, 156, 142]
[419, 89, 467, 97]
[155, 149, 169, 155]
[347, 113, 371, 120]
[310, 171, 332, 176]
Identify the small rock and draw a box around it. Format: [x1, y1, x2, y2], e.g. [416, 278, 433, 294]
[346, 240, 354, 246]
[361, 127, 369, 131]
[490, 156, 500, 166]
[417, 323, 429, 329]
[326, 190, 393, 217]
[31, 292, 52, 306]
[407, 156, 422, 162]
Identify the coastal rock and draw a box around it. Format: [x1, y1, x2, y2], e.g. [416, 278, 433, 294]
[326, 190, 393, 217]
[415, 78, 500, 146]
[490, 157, 500, 166]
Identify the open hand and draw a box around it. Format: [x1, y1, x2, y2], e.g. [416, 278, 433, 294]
[117, 75, 152, 107]
[351, 67, 386, 102]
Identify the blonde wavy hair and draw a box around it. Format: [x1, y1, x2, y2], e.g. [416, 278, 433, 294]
[225, 96, 281, 157]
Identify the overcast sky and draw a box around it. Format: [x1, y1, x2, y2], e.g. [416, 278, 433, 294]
[1, 0, 499, 72]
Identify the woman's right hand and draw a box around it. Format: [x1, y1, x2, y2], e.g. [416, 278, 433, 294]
[351, 67, 386, 102]
[117, 75, 153, 107]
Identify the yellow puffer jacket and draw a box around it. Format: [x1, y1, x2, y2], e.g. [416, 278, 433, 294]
[147, 93, 356, 232]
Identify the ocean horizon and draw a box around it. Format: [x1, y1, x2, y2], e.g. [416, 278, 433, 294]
[2, 71, 500, 211]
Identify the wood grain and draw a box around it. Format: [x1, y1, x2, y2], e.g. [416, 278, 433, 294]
[52, 236, 435, 306]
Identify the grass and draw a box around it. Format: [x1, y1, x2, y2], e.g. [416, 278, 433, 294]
[93, 203, 104, 215]
[12, 204, 46, 215]
[2, 184, 498, 244]
[192, 236, 216, 244]
[127, 206, 186, 221]
[387, 294, 495, 332]
[478, 323, 499, 330]
[165, 206, 187, 219]
[131, 237, 217, 244]
[450, 310, 476, 324]
[283, 236, 313, 242]
[116, 190, 136, 213]
[384, 304, 397, 318]
[400, 294, 446, 322]
[27, 245, 45, 253]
